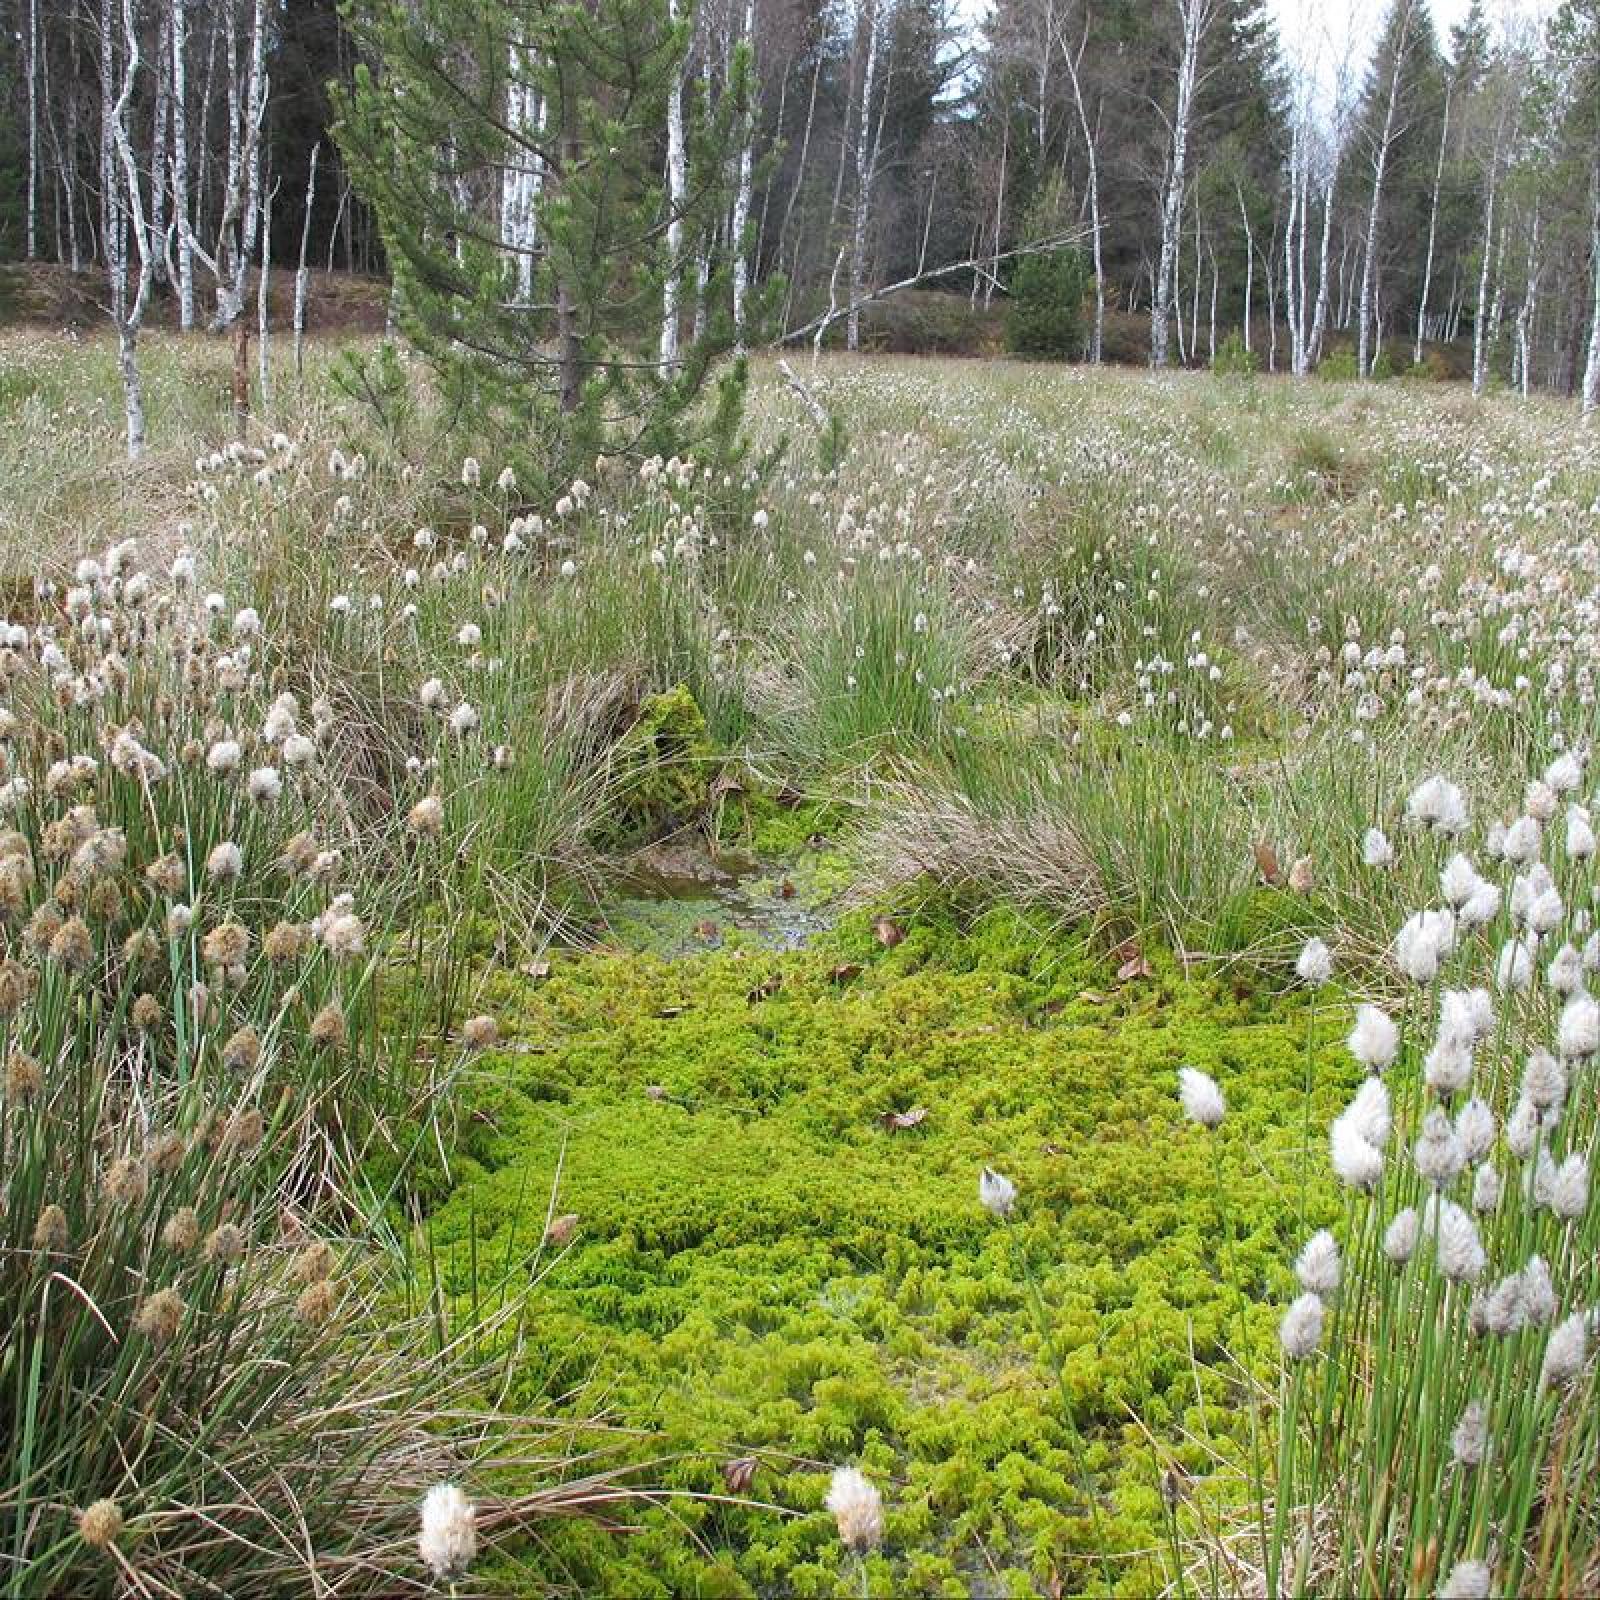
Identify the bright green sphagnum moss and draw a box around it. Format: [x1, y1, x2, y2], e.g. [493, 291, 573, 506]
[427, 900, 1347, 1596]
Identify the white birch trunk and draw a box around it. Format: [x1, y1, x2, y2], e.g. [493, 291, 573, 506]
[1358, 2, 1411, 378]
[107, 0, 156, 459]
[1284, 124, 1302, 372]
[846, 0, 882, 353]
[1414, 80, 1450, 367]
[1309, 168, 1336, 365]
[26, 0, 39, 259]
[1473, 133, 1502, 396]
[151, 6, 170, 286]
[1057, 10, 1103, 361]
[1236, 182, 1253, 351]
[730, 0, 758, 347]
[1152, 0, 1206, 368]
[1515, 209, 1540, 399]
[1583, 198, 1600, 416]
[172, 0, 195, 327]
[502, 42, 543, 305]
[660, 0, 689, 364]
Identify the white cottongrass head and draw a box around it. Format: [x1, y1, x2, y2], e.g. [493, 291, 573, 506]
[1439, 853, 1481, 909]
[1435, 1201, 1486, 1284]
[1547, 1153, 1589, 1221]
[247, 766, 282, 806]
[1566, 804, 1596, 860]
[1438, 1558, 1493, 1599]
[1294, 1230, 1341, 1297]
[1558, 992, 1599, 1060]
[978, 1168, 1017, 1218]
[206, 841, 243, 882]
[418, 1483, 477, 1582]
[1522, 1256, 1557, 1326]
[1279, 1292, 1324, 1359]
[1404, 775, 1468, 835]
[1423, 1032, 1474, 1098]
[206, 738, 242, 775]
[1330, 1114, 1385, 1191]
[1383, 1207, 1419, 1265]
[824, 1466, 884, 1556]
[1177, 1067, 1225, 1129]
[1393, 909, 1455, 984]
[1522, 1049, 1567, 1114]
[1295, 937, 1333, 987]
[1347, 1004, 1399, 1072]
[1450, 1400, 1488, 1468]
[1414, 1108, 1466, 1189]
[1454, 1098, 1496, 1165]
[1495, 936, 1535, 993]
[1539, 1312, 1590, 1389]
[1362, 827, 1395, 868]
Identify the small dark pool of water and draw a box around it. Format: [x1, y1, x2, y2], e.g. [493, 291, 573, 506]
[606, 842, 836, 956]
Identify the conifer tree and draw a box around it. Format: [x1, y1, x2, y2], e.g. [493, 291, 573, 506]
[337, 0, 749, 470]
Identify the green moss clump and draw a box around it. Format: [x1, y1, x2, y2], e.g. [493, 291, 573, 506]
[429, 901, 1346, 1595]
[601, 686, 717, 846]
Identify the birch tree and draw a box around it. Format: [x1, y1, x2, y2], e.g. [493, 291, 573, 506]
[847, 0, 885, 353]
[659, 0, 689, 363]
[730, 0, 757, 345]
[1583, 191, 1600, 414]
[1413, 68, 1452, 363]
[1356, 0, 1416, 378]
[1052, 0, 1104, 362]
[169, 0, 203, 326]
[102, 0, 158, 458]
[1151, 0, 1213, 368]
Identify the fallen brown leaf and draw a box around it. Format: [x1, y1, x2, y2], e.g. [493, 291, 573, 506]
[722, 1456, 760, 1493]
[880, 1106, 928, 1131]
[544, 1213, 580, 1247]
[1253, 840, 1283, 886]
[874, 917, 905, 948]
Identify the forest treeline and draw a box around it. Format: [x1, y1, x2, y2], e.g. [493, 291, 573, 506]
[0, 0, 1596, 405]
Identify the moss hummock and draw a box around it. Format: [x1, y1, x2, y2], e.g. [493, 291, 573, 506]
[427, 901, 1347, 1596]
